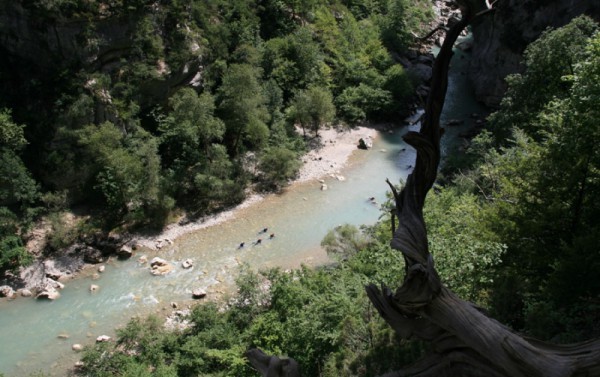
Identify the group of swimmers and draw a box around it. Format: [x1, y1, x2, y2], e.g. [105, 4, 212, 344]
[238, 227, 275, 249]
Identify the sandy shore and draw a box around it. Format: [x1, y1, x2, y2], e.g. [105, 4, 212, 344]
[137, 126, 378, 250]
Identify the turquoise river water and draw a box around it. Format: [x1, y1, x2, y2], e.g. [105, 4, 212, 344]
[0, 38, 485, 376]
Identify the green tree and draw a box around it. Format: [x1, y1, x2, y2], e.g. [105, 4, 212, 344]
[217, 64, 270, 155]
[288, 86, 335, 138]
[257, 146, 301, 190]
[77, 122, 162, 222]
[0, 109, 38, 270]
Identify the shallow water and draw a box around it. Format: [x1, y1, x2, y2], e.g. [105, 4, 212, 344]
[0, 36, 485, 377]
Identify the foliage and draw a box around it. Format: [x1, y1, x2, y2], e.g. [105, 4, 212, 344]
[257, 147, 301, 190]
[217, 64, 270, 155]
[287, 86, 335, 137]
[451, 18, 600, 340]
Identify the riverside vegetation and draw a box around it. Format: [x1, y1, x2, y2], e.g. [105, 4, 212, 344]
[0, 1, 599, 376]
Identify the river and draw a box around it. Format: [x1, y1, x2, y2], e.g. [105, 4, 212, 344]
[0, 36, 485, 377]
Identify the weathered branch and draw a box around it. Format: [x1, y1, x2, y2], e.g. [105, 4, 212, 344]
[245, 348, 301, 377]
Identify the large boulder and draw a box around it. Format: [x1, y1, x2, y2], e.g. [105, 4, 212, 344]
[43, 260, 64, 280]
[0, 285, 15, 298]
[117, 244, 133, 259]
[150, 257, 174, 276]
[81, 246, 106, 264]
[96, 335, 111, 343]
[357, 138, 372, 150]
[192, 288, 207, 299]
[36, 287, 61, 300]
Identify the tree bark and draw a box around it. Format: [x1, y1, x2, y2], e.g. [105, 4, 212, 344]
[366, 1, 600, 376]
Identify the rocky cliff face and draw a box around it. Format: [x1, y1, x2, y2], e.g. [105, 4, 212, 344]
[469, 0, 600, 107]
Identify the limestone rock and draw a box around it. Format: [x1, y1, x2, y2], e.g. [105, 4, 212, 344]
[357, 138, 372, 150]
[47, 278, 64, 290]
[43, 260, 64, 280]
[0, 285, 15, 298]
[82, 246, 105, 264]
[96, 335, 111, 343]
[192, 288, 207, 299]
[90, 284, 99, 292]
[138, 255, 148, 264]
[181, 259, 193, 269]
[20, 289, 33, 297]
[117, 244, 133, 259]
[150, 257, 173, 276]
[320, 183, 328, 191]
[97, 265, 105, 273]
[72, 344, 83, 352]
[36, 287, 60, 300]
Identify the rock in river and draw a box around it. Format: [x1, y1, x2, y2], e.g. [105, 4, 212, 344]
[0, 285, 15, 298]
[192, 288, 207, 299]
[96, 335, 111, 343]
[150, 257, 174, 276]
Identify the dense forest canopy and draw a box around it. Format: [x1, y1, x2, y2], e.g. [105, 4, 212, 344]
[0, 0, 432, 271]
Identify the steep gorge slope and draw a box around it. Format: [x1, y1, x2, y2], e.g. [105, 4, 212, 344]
[469, 0, 599, 107]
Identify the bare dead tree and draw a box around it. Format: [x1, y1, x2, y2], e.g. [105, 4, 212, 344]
[366, 1, 600, 376]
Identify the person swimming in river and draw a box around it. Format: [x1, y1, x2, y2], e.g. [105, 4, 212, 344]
[254, 238, 262, 245]
[269, 233, 275, 239]
[262, 227, 268, 233]
[238, 242, 245, 249]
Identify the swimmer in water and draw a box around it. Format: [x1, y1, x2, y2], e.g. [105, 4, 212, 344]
[254, 238, 262, 245]
[269, 233, 275, 239]
[238, 242, 245, 249]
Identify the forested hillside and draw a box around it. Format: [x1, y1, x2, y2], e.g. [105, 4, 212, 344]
[72, 15, 600, 377]
[0, 0, 431, 271]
